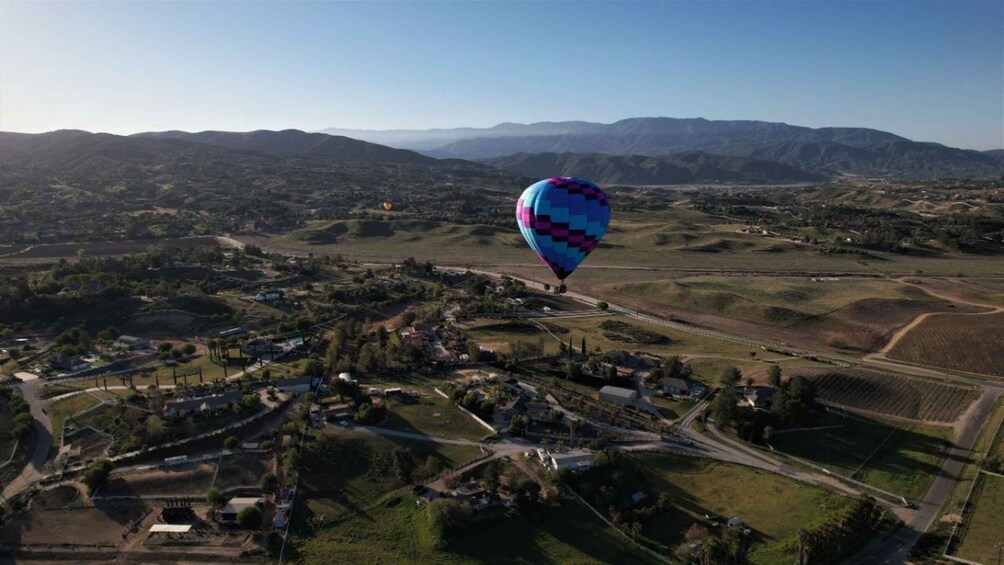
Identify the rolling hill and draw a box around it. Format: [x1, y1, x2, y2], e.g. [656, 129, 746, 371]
[133, 129, 438, 164]
[483, 151, 825, 184]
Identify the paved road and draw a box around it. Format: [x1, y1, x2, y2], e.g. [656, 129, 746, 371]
[1, 379, 53, 501]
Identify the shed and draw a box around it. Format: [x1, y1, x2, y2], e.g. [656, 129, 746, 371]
[599, 385, 638, 406]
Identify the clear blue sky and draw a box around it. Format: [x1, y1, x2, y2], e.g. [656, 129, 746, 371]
[1, 1, 1001, 149]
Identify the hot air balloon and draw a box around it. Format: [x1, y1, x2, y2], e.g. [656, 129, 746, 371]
[382, 201, 393, 211]
[516, 177, 610, 292]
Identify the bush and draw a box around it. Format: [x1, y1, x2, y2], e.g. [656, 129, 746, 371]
[182, 343, 197, 355]
[237, 506, 263, 529]
[260, 472, 278, 493]
[82, 459, 114, 495]
[224, 436, 240, 450]
[206, 487, 224, 507]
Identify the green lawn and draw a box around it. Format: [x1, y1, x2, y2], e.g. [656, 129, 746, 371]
[955, 473, 1004, 564]
[48, 393, 102, 436]
[769, 412, 953, 501]
[293, 491, 660, 565]
[378, 389, 490, 441]
[632, 453, 855, 565]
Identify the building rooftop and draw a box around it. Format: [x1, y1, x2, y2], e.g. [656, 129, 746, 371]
[599, 385, 638, 399]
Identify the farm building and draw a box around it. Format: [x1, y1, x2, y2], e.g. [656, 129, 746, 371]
[114, 335, 150, 350]
[242, 337, 283, 358]
[537, 449, 595, 472]
[276, 375, 313, 393]
[164, 390, 242, 419]
[599, 385, 638, 406]
[221, 497, 265, 522]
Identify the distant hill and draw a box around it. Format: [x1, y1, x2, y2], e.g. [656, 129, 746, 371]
[0, 130, 235, 168]
[984, 149, 1004, 158]
[319, 117, 1001, 179]
[134, 129, 437, 165]
[483, 151, 825, 184]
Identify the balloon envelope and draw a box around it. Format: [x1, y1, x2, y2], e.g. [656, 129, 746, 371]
[516, 177, 611, 280]
[382, 201, 393, 211]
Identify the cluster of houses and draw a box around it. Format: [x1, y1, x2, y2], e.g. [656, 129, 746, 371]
[399, 324, 467, 364]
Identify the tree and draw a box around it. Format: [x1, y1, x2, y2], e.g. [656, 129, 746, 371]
[182, 343, 197, 356]
[146, 415, 165, 439]
[721, 366, 742, 386]
[237, 506, 263, 529]
[224, 435, 240, 450]
[260, 472, 278, 493]
[767, 365, 782, 388]
[82, 459, 114, 495]
[428, 498, 472, 531]
[597, 301, 609, 311]
[712, 384, 739, 428]
[206, 487, 225, 507]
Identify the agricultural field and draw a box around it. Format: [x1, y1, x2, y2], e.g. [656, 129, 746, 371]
[606, 275, 931, 327]
[784, 368, 980, 423]
[0, 236, 220, 265]
[953, 473, 1004, 565]
[293, 490, 659, 565]
[769, 411, 953, 501]
[253, 208, 1004, 277]
[887, 312, 1004, 377]
[0, 485, 149, 546]
[631, 452, 855, 565]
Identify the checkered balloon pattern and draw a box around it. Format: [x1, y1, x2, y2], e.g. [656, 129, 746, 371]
[516, 177, 611, 281]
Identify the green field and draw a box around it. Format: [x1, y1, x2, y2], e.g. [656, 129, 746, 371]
[293, 491, 659, 565]
[769, 412, 953, 501]
[631, 453, 855, 565]
[48, 393, 102, 436]
[379, 388, 490, 441]
[251, 209, 1004, 277]
[955, 473, 1004, 564]
[607, 275, 934, 326]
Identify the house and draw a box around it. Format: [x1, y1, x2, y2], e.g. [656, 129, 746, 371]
[322, 402, 354, 420]
[254, 290, 283, 302]
[742, 387, 775, 409]
[221, 496, 265, 522]
[49, 354, 88, 372]
[114, 335, 150, 350]
[599, 385, 638, 406]
[658, 377, 690, 396]
[276, 375, 312, 393]
[242, 337, 283, 358]
[164, 390, 242, 419]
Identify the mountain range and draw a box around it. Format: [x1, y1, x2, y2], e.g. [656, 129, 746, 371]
[322, 117, 1004, 180]
[3, 120, 1002, 185]
[483, 151, 825, 185]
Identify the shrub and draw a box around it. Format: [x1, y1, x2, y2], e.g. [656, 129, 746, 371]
[237, 506, 263, 529]
[82, 459, 114, 495]
[224, 436, 240, 450]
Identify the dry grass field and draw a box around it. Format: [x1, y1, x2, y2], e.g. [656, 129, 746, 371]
[887, 312, 1004, 377]
[102, 462, 217, 497]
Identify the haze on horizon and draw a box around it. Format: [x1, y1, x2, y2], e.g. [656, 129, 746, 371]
[1, 0, 1001, 150]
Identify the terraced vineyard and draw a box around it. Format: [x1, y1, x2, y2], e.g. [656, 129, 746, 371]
[887, 312, 1004, 377]
[788, 368, 979, 423]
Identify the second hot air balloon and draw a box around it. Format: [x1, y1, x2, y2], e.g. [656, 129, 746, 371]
[516, 177, 610, 292]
